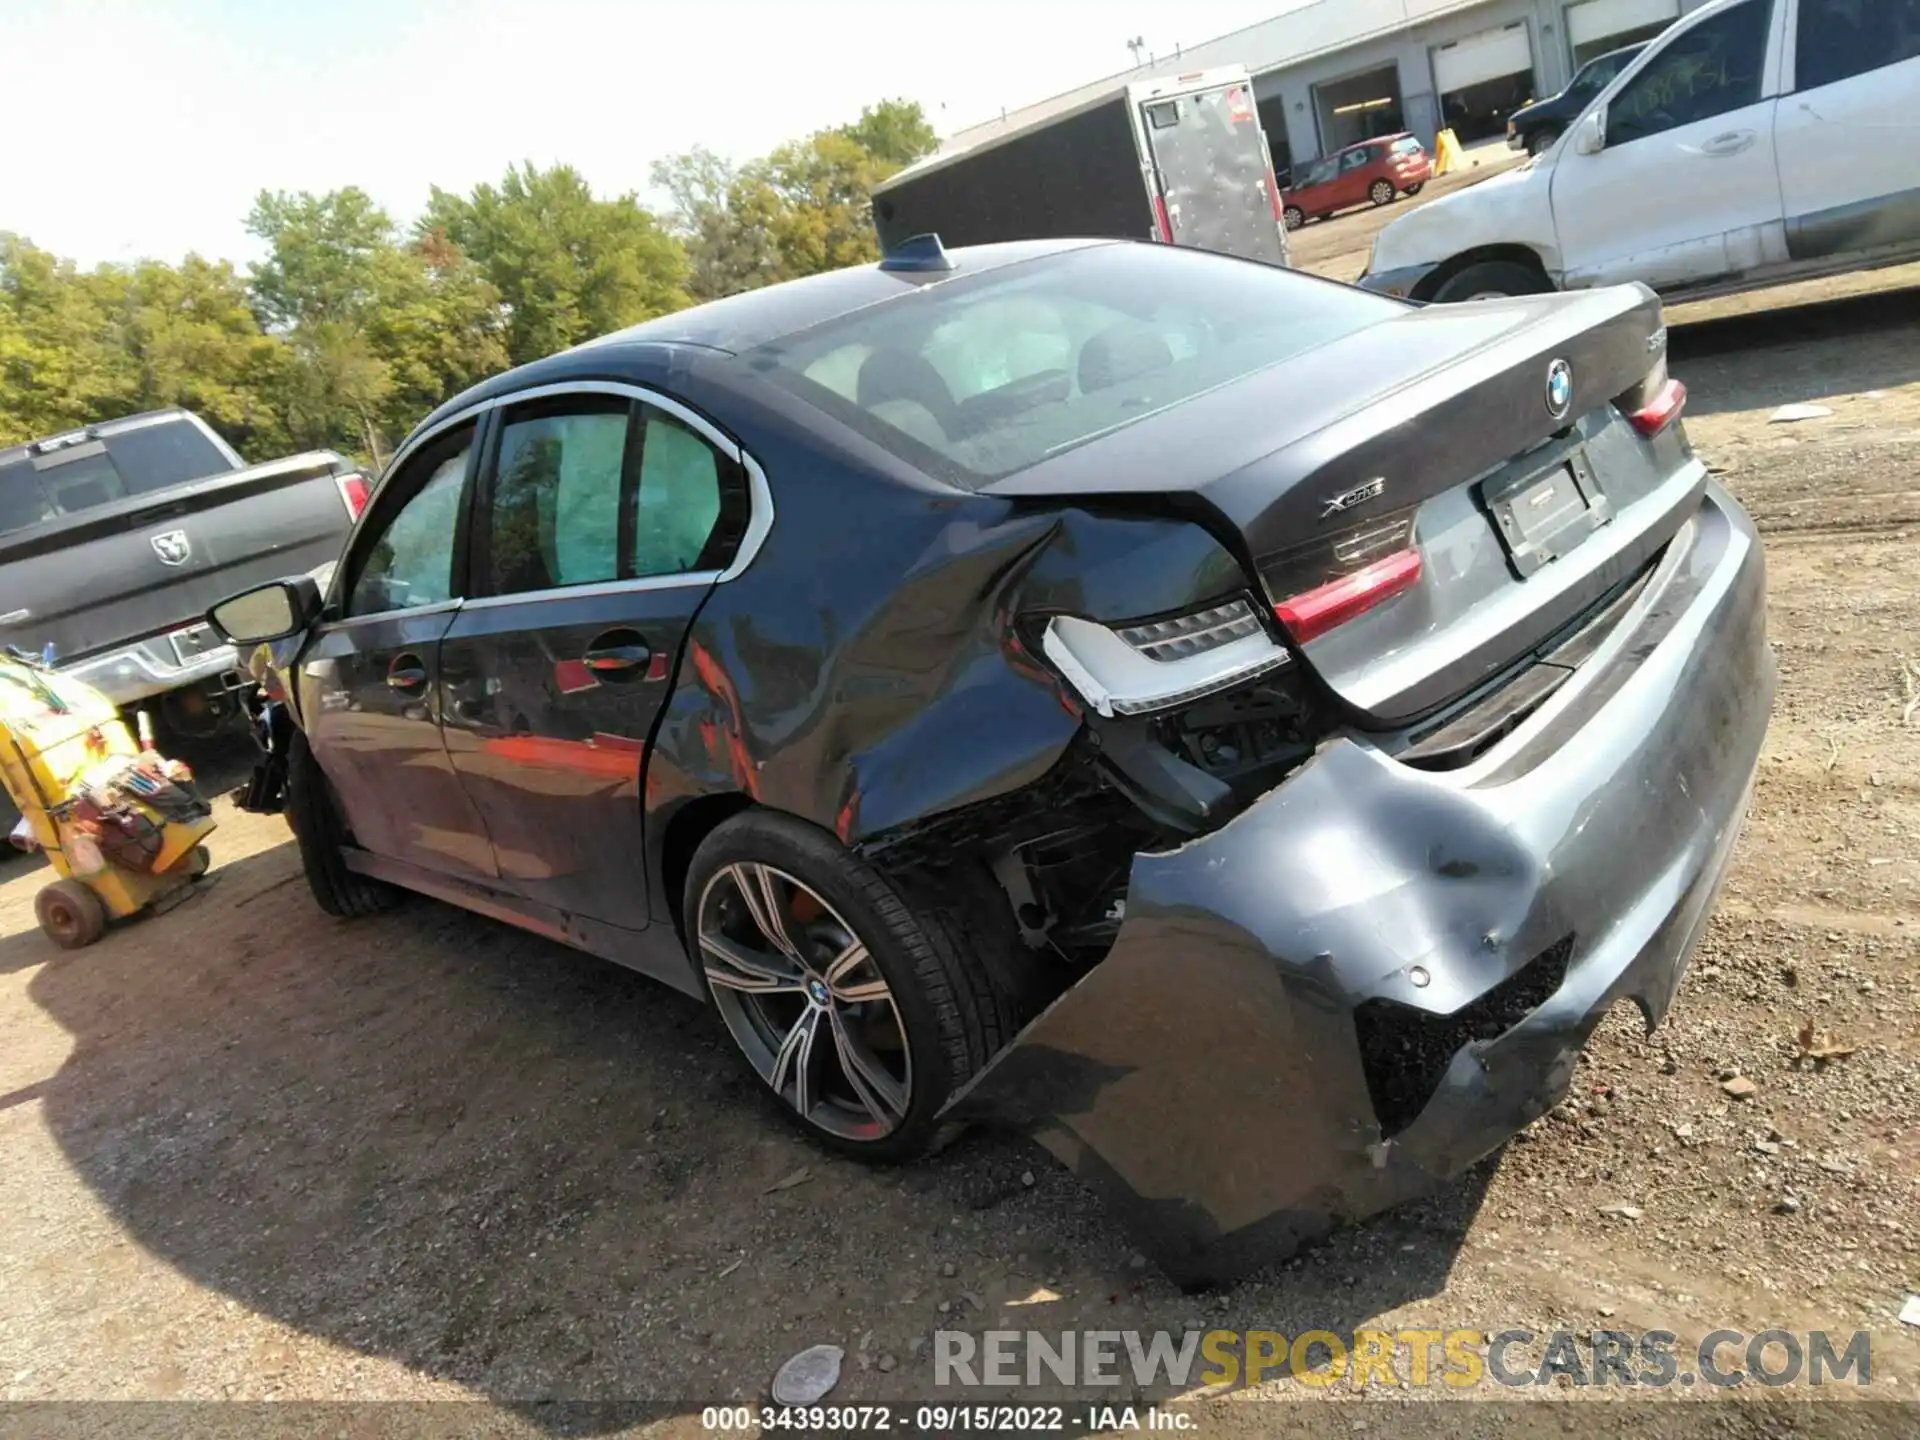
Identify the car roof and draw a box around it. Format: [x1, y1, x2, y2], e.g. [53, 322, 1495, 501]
[406, 238, 1100, 440]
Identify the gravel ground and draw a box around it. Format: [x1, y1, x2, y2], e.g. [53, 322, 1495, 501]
[2, 244, 1918, 1436]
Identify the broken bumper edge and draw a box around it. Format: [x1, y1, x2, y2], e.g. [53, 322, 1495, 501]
[946, 485, 1774, 1286]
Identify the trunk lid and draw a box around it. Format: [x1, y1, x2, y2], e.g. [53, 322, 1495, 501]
[0, 453, 356, 663]
[986, 284, 1695, 726]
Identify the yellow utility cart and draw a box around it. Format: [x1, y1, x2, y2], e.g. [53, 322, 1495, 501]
[1, 654, 216, 949]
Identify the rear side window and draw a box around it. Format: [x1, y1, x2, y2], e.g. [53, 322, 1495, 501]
[1391, 137, 1424, 154]
[480, 394, 747, 595]
[489, 399, 630, 593]
[1606, 0, 1772, 146]
[1797, 0, 1920, 90]
[758, 242, 1398, 488]
[1340, 147, 1374, 172]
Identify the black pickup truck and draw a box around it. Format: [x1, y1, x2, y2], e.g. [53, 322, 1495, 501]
[1, 409, 362, 751]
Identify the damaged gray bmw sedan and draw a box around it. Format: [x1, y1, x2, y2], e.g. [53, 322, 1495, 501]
[209, 235, 1773, 1284]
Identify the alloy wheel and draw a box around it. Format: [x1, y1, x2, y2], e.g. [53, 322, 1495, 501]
[1370, 180, 1394, 206]
[697, 862, 912, 1141]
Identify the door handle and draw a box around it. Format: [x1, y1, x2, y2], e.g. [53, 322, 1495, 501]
[582, 630, 652, 681]
[386, 653, 428, 692]
[1700, 130, 1756, 157]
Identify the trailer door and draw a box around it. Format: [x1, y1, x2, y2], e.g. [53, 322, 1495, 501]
[1136, 81, 1289, 266]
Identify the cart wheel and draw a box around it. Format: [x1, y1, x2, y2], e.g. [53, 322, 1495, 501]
[36, 879, 107, 950]
[185, 844, 212, 879]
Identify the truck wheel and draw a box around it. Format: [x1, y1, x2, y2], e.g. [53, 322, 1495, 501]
[1369, 180, 1396, 207]
[37, 880, 107, 949]
[1528, 128, 1561, 156]
[685, 809, 1026, 1163]
[285, 731, 399, 919]
[1283, 206, 1305, 231]
[1433, 260, 1552, 303]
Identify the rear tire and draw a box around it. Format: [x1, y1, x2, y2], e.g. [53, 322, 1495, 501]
[284, 731, 399, 919]
[685, 809, 1026, 1163]
[1283, 206, 1305, 231]
[1404, 182, 1425, 196]
[1369, 179, 1396, 207]
[1432, 259, 1553, 303]
[37, 880, 106, 949]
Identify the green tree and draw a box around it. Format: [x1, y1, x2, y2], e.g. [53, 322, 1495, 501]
[650, 147, 779, 303]
[423, 163, 688, 366]
[245, 189, 508, 463]
[837, 98, 939, 170]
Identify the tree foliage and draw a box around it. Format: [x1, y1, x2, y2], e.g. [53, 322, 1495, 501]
[0, 99, 936, 462]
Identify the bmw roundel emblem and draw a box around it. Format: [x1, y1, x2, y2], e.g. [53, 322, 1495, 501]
[1546, 359, 1574, 420]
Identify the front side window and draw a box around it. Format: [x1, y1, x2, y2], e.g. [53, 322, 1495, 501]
[1606, 0, 1772, 146]
[488, 399, 629, 594]
[760, 242, 1398, 488]
[1797, 0, 1920, 90]
[347, 427, 473, 617]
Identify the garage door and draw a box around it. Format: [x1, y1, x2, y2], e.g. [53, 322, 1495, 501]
[1432, 22, 1534, 93]
[1565, 0, 1679, 51]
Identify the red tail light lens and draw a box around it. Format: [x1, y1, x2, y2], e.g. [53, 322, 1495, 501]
[1628, 378, 1688, 437]
[1264, 167, 1284, 221]
[1274, 548, 1424, 644]
[1152, 194, 1173, 244]
[335, 471, 371, 521]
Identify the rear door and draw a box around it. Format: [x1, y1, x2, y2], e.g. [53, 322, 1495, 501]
[1550, 0, 1788, 289]
[1774, 0, 1920, 263]
[1134, 77, 1290, 265]
[295, 419, 499, 880]
[438, 386, 755, 930]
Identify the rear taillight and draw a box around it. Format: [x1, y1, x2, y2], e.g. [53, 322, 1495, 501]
[1628, 378, 1688, 437]
[1152, 194, 1173, 244]
[1274, 548, 1423, 644]
[1264, 167, 1284, 222]
[334, 471, 370, 521]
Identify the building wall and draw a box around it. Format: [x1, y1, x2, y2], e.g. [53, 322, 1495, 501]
[1250, 0, 1717, 163]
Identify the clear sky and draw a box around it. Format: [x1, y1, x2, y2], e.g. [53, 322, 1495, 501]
[0, 0, 1309, 269]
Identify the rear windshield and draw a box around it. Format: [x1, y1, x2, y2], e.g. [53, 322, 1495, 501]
[753, 243, 1398, 487]
[0, 418, 232, 535]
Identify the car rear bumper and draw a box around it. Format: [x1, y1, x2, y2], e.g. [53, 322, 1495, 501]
[62, 625, 242, 707]
[948, 482, 1773, 1284]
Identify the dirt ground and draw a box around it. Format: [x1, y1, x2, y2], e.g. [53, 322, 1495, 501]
[3, 211, 1920, 1434]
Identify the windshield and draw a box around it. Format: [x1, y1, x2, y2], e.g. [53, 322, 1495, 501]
[1570, 48, 1635, 97]
[0, 417, 232, 536]
[755, 243, 1398, 488]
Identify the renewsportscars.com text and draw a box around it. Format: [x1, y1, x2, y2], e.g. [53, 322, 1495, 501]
[934, 1328, 1874, 1390]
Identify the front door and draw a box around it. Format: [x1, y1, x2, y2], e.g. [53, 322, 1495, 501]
[1775, 0, 1920, 263]
[438, 390, 752, 930]
[1138, 81, 1290, 264]
[1550, 0, 1787, 290]
[296, 419, 499, 880]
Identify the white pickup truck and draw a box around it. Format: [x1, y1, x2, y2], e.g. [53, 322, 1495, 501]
[1361, 0, 1920, 304]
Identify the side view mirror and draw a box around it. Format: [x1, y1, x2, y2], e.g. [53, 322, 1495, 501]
[206, 576, 321, 646]
[1573, 108, 1607, 156]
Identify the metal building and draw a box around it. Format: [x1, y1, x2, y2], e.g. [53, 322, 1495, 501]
[943, 0, 1714, 176]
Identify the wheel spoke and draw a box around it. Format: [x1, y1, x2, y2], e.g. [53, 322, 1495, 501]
[729, 862, 801, 960]
[770, 1005, 822, 1116]
[827, 1006, 908, 1124]
[700, 931, 806, 994]
[823, 939, 887, 1003]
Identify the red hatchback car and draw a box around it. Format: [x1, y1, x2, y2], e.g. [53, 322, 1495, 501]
[1281, 134, 1433, 230]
